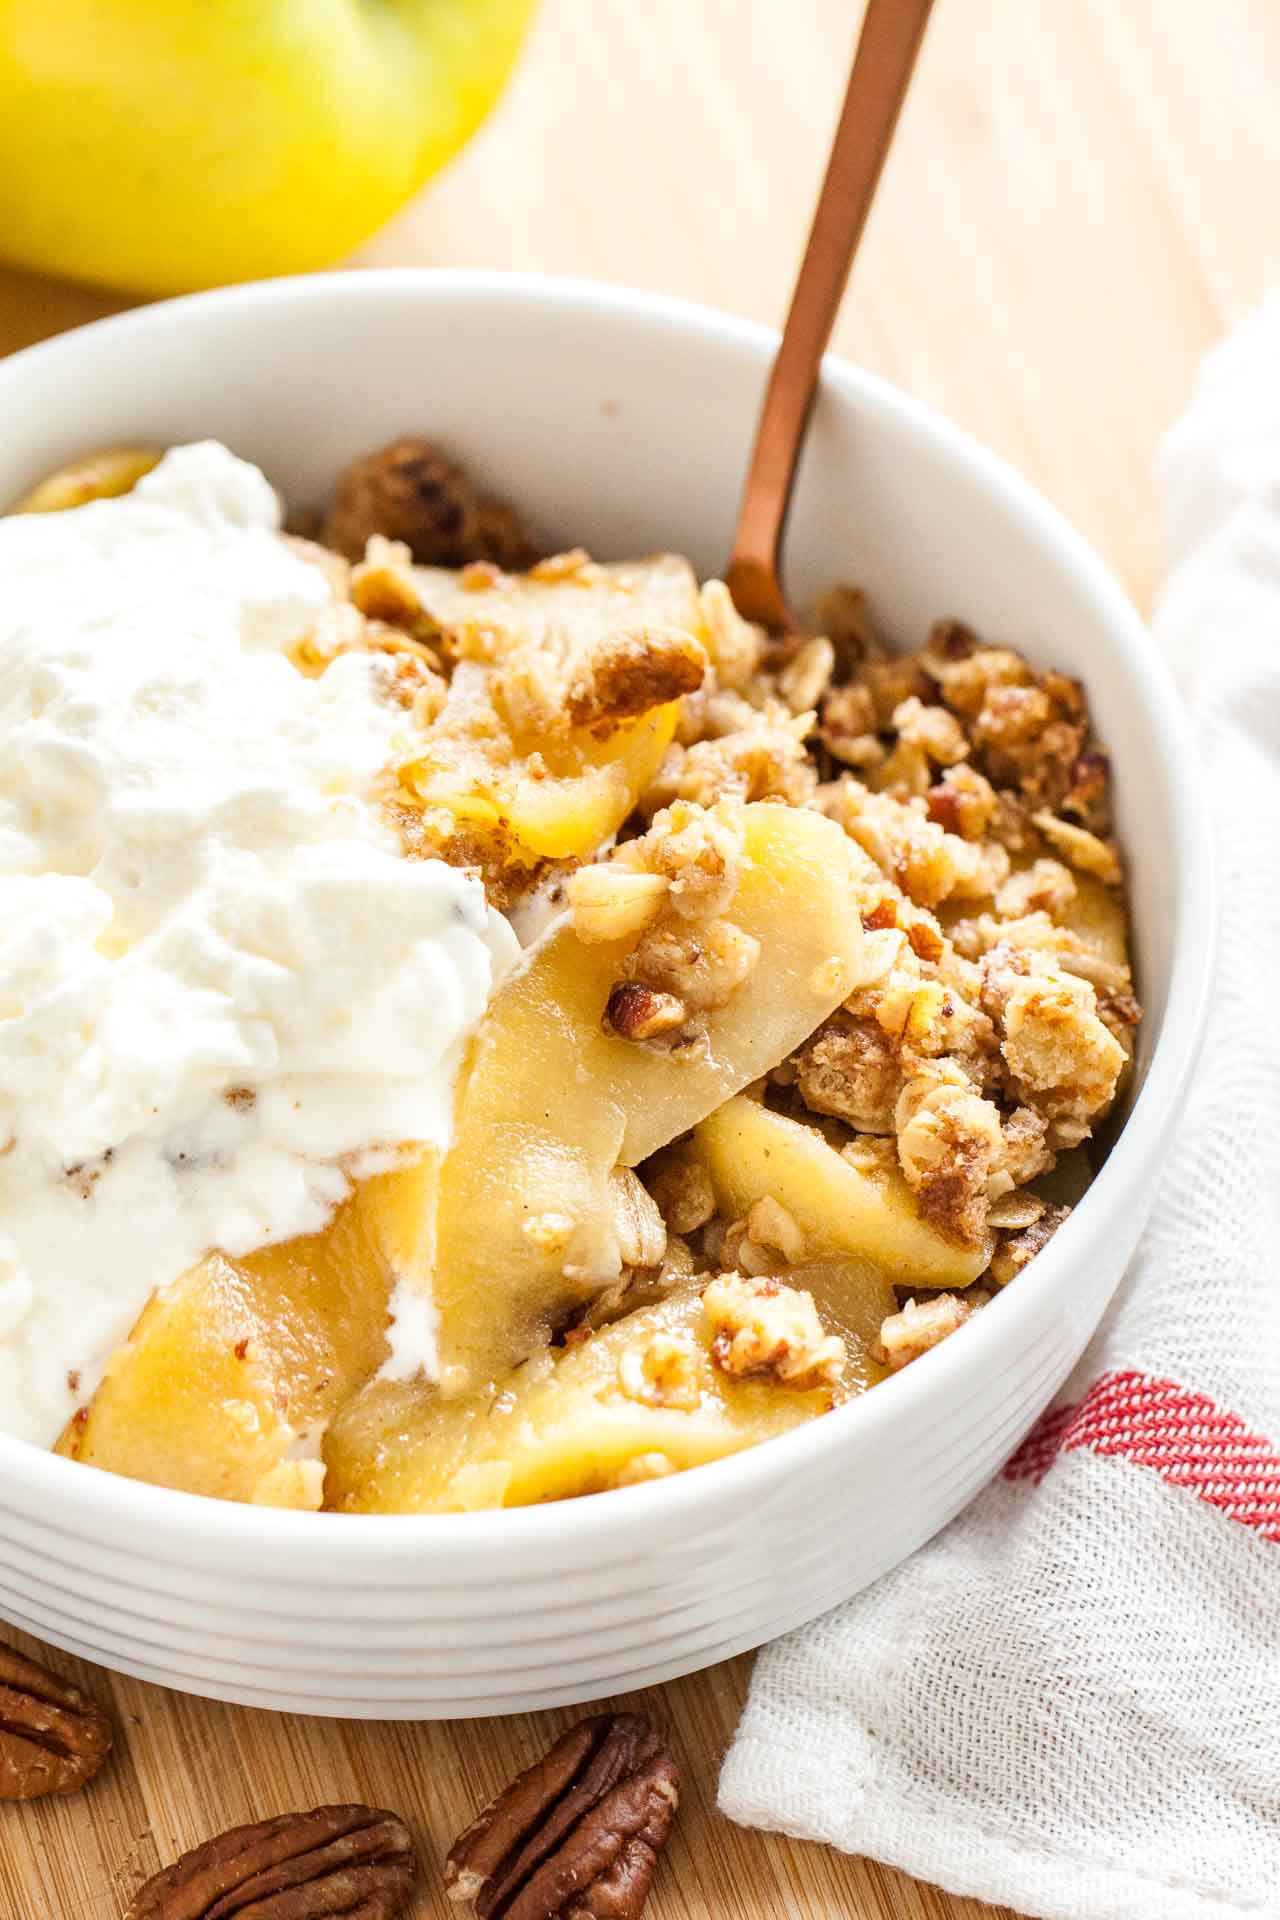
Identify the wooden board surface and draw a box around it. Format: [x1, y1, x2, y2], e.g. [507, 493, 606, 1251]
[1, 0, 1274, 1914]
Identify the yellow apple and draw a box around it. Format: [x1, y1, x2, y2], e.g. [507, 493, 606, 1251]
[0, 0, 536, 295]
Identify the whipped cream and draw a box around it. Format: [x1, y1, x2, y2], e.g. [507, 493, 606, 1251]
[0, 443, 516, 1446]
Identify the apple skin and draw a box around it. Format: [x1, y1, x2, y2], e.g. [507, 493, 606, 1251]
[0, 0, 536, 295]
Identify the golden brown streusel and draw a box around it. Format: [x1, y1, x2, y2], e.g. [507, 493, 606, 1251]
[608, 1169, 668, 1272]
[564, 623, 707, 729]
[643, 704, 817, 813]
[635, 799, 745, 920]
[983, 946, 1126, 1147]
[699, 579, 765, 690]
[702, 1273, 845, 1390]
[794, 1012, 904, 1134]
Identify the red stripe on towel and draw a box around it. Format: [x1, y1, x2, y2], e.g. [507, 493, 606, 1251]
[1004, 1370, 1280, 1540]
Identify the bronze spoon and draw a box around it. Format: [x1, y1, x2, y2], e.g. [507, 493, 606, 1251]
[726, 0, 936, 630]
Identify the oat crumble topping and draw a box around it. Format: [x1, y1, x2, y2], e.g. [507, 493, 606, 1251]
[702, 1273, 846, 1390]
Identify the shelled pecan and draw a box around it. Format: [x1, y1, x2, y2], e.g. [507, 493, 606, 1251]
[445, 1712, 679, 1919]
[125, 1804, 417, 1920]
[0, 1640, 113, 1800]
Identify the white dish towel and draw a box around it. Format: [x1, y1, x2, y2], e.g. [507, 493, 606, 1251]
[719, 299, 1280, 1920]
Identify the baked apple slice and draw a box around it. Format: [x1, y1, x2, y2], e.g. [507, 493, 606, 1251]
[430, 802, 867, 1394]
[694, 1095, 994, 1288]
[324, 1277, 870, 1515]
[55, 1155, 436, 1507]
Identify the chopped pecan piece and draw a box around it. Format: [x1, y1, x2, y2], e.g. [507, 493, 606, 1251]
[0, 1641, 112, 1800]
[603, 983, 689, 1045]
[125, 1805, 417, 1919]
[445, 1712, 679, 1919]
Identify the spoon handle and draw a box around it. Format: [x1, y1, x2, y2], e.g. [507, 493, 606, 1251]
[727, 0, 935, 629]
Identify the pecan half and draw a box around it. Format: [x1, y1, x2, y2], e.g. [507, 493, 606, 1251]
[445, 1712, 679, 1919]
[0, 1641, 113, 1800]
[125, 1804, 417, 1920]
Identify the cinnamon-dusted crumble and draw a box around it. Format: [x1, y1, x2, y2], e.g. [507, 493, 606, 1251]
[702, 1273, 845, 1390]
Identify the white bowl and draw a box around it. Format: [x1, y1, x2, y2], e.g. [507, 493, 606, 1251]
[0, 272, 1214, 1717]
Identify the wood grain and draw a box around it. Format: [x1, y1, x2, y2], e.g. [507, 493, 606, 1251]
[0, 0, 1274, 1914]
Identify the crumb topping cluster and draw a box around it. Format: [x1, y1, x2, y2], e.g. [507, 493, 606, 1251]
[286, 434, 1140, 1388]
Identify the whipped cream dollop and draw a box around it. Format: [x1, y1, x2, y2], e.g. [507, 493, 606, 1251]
[0, 443, 516, 1446]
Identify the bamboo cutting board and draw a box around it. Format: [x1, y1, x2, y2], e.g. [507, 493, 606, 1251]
[2, 0, 1277, 1913]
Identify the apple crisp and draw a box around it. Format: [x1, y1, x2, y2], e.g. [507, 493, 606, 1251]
[13, 435, 1140, 1514]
